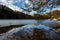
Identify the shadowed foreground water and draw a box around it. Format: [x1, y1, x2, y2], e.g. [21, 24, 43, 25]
[0, 24, 60, 40]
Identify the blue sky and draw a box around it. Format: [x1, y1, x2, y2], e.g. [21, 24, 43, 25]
[0, 0, 60, 15]
[0, 0, 26, 11]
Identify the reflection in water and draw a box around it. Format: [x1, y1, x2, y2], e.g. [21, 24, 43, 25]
[0, 24, 60, 40]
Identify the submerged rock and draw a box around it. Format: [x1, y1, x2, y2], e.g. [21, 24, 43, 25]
[0, 25, 60, 40]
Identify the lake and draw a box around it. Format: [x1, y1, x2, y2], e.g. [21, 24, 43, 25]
[0, 20, 37, 27]
[0, 20, 60, 40]
[0, 19, 60, 27]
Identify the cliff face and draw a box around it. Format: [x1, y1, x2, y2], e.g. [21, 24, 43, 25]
[0, 5, 34, 19]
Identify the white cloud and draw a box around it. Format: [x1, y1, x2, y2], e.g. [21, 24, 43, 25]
[52, 8, 60, 11]
[8, 4, 23, 11]
[0, 0, 23, 11]
[0, 0, 7, 2]
[25, 0, 29, 4]
[52, 5, 60, 11]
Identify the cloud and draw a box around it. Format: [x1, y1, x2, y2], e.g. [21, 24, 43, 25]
[0, 0, 7, 3]
[52, 8, 60, 11]
[0, 0, 24, 11]
[52, 5, 60, 11]
[1, 0, 60, 15]
[25, 0, 29, 4]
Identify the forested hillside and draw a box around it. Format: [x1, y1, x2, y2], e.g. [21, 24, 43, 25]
[0, 5, 34, 19]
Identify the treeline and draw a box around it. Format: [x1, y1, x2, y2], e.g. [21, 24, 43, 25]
[33, 14, 50, 20]
[33, 10, 60, 20]
[0, 5, 34, 19]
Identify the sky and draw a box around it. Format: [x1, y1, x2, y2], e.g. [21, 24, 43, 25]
[0, 0, 27, 11]
[0, 0, 60, 15]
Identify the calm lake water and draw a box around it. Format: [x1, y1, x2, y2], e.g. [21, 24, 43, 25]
[0, 19, 60, 27]
[0, 20, 60, 40]
[0, 20, 37, 27]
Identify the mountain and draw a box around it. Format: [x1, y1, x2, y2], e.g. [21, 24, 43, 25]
[0, 5, 34, 19]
